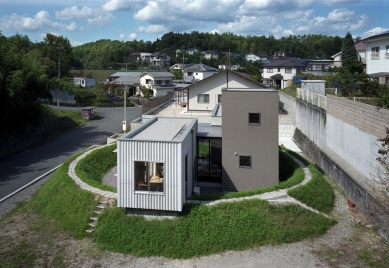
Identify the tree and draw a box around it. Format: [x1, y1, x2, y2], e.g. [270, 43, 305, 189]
[139, 85, 154, 99]
[341, 32, 358, 65]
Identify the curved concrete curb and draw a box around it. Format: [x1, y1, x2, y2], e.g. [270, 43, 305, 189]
[187, 152, 330, 218]
[68, 144, 117, 200]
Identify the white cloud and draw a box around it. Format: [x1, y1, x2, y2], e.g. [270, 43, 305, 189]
[238, 0, 314, 16]
[138, 24, 167, 34]
[128, 33, 137, 40]
[119, 33, 125, 39]
[101, 0, 145, 12]
[72, 41, 85, 46]
[320, 0, 361, 5]
[360, 27, 389, 38]
[0, 10, 79, 32]
[55, 6, 100, 20]
[210, 29, 219, 34]
[87, 13, 116, 26]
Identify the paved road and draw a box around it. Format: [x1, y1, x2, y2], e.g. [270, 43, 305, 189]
[0, 105, 142, 200]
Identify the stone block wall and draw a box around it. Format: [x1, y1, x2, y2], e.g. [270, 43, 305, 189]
[326, 95, 389, 139]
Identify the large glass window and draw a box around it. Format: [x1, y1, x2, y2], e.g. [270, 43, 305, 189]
[239, 156, 251, 168]
[197, 94, 209, 103]
[267, 68, 273, 73]
[218, 94, 222, 103]
[285, 68, 292, 73]
[135, 161, 164, 192]
[197, 138, 222, 183]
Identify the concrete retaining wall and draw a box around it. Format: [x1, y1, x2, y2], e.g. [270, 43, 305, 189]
[279, 92, 296, 123]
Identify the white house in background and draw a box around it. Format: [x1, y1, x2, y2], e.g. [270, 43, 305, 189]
[261, 59, 307, 89]
[361, 30, 389, 85]
[245, 53, 269, 62]
[202, 50, 218, 59]
[184, 69, 267, 112]
[117, 117, 198, 212]
[183, 63, 219, 83]
[139, 71, 175, 97]
[218, 65, 241, 71]
[149, 51, 171, 67]
[186, 48, 198, 55]
[74, 77, 96, 88]
[331, 42, 367, 68]
[170, 63, 195, 71]
[131, 52, 152, 62]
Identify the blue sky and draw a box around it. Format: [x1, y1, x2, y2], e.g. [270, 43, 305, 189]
[0, 0, 388, 46]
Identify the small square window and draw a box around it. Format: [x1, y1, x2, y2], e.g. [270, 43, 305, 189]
[218, 94, 222, 103]
[239, 156, 251, 168]
[248, 113, 261, 125]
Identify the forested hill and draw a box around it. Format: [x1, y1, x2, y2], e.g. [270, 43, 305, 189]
[72, 31, 344, 69]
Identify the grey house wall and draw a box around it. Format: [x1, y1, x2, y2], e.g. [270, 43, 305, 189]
[221, 89, 279, 192]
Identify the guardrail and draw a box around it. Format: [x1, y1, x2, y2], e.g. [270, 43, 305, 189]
[296, 88, 326, 109]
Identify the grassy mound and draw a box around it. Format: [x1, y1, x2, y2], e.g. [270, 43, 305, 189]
[284, 149, 335, 214]
[75, 143, 117, 192]
[94, 200, 336, 259]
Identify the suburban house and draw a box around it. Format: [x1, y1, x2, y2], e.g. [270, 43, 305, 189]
[186, 48, 198, 55]
[218, 64, 241, 71]
[149, 51, 171, 67]
[331, 42, 367, 69]
[305, 59, 334, 74]
[111, 72, 142, 96]
[183, 63, 219, 83]
[73, 77, 96, 88]
[139, 70, 175, 97]
[261, 58, 308, 88]
[274, 50, 286, 59]
[361, 30, 389, 85]
[245, 53, 269, 62]
[131, 52, 152, 62]
[185, 69, 268, 112]
[170, 63, 195, 71]
[118, 80, 279, 212]
[202, 50, 218, 59]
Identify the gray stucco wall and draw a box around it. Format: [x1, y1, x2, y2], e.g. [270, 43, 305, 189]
[222, 89, 279, 192]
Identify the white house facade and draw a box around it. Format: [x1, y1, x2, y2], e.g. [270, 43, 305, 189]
[245, 53, 268, 62]
[73, 77, 96, 88]
[139, 71, 175, 97]
[183, 64, 219, 83]
[361, 30, 389, 85]
[261, 59, 307, 89]
[185, 70, 267, 112]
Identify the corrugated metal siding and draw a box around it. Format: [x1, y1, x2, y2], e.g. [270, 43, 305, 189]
[118, 140, 184, 211]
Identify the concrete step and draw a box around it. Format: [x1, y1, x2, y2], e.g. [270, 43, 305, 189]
[96, 205, 105, 209]
[90, 217, 98, 221]
[94, 210, 103, 214]
[99, 200, 108, 205]
[86, 228, 94, 233]
[89, 222, 96, 228]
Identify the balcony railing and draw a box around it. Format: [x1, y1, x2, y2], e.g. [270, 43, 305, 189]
[296, 88, 326, 109]
[371, 52, 380, 58]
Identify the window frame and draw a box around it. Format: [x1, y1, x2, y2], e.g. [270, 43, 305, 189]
[217, 94, 222, 103]
[248, 112, 261, 125]
[197, 94, 210, 103]
[285, 68, 292, 73]
[267, 68, 273, 73]
[134, 161, 164, 193]
[372, 46, 380, 58]
[239, 155, 251, 169]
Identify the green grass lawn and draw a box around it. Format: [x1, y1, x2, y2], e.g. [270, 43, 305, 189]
[49, 107, 87, 127]
[280, 85, 297, 98]
[3, 145, 336, 260]
[282, 148, 335, 214]
[94, 200, 335, 259]
[75, 143, 117, 192]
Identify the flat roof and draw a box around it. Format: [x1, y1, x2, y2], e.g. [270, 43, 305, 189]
[197, 123, 222, 138]
[126, 117, 195, 142]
